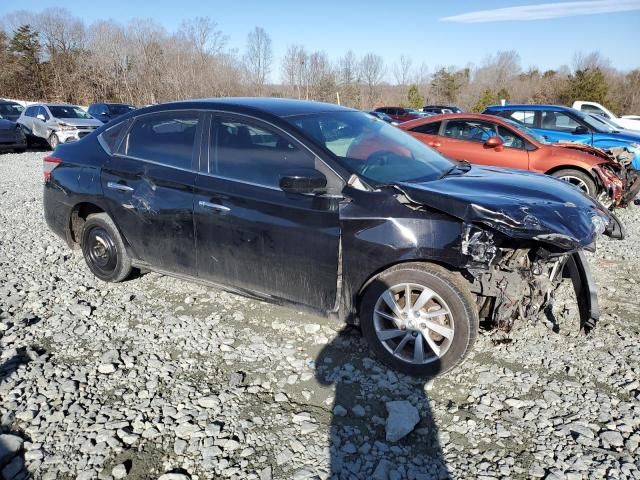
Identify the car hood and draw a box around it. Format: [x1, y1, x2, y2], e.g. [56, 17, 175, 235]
[397, 165, 619, 249]
[595, 130, 640, 143]
[58, 118, 102, 128]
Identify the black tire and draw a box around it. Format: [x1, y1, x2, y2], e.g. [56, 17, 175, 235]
[80, 213, 132, 282]
[551, 169, 597, 197]
[359, 263, 478, 377]
[48, 133, 59, 150]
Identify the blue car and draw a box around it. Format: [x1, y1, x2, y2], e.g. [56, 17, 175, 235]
[483, 104, 640, 169]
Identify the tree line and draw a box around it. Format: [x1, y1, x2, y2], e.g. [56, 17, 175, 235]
[1, 8, 639, 114]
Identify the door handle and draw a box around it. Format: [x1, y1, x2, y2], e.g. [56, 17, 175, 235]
[199, 200, 230, 214]
[428, 141, 441, 148]
[107, 182, 133, 192]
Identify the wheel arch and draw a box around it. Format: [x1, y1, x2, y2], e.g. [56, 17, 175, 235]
[353, 259, 468, 320]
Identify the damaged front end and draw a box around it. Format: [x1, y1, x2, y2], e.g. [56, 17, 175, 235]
[461, 224, 598, 333]
[559, 143, 640, 208]
[394, 166, 625, 334]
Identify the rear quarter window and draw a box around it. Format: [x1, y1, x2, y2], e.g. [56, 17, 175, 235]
[98, 119, 132, 155]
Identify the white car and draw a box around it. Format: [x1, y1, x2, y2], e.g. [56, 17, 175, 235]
[572, 101, 640, 132]
[17, 103, 102, 148]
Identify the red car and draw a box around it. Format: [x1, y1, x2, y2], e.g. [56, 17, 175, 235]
[374, 107, 424, 123]
[400, 113, 638, 206]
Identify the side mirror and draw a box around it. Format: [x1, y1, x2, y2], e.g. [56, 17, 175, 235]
[484, 136, 503, 149]
[573, 125, 589, 134]
[36, 114, 46, 121]
[280, 169, 327, 194]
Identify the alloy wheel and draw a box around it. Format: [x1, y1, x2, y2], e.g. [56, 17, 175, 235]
[373, 283, 455, 365]
[558, 175, 590, 194]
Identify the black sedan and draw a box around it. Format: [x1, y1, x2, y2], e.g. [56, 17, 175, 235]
[0, 100, 27, 153]
[42, 98, 622, 377]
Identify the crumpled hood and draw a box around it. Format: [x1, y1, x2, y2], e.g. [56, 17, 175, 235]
[398, 165, 616, 249]
[58, 118, 102, 128]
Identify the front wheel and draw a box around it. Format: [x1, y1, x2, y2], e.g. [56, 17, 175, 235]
[359, 263, 478, 377]
[80, 213, 132, 282]
[48, 133, 59, 150]
[551, 169, 597, 197]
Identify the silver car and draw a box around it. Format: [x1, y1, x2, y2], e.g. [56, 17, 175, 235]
[17, 103, 102, 148]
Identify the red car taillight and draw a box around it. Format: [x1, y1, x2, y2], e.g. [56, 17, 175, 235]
[43, 156, 62, 182]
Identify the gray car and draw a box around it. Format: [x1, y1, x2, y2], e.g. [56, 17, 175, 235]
[17, 103, 102, 148]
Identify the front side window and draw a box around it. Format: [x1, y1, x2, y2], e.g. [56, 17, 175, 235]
[211, 117, 315, 187]
[443, 120, 497, 142]
[288, 111, 454, 184]
[24, 106, 37, 117]
[497, 126, 526, 149]
[540, 111, 581, 131]
[37, 107, 50, 120]
[48, 105, 92, 119]
[410, 122, 441, 135]
[125, 111, 200, 169]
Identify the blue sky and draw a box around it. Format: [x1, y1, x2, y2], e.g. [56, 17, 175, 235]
[2, 0, 640, 79]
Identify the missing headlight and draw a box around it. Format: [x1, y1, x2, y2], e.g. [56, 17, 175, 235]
[461, 224, 498, 264]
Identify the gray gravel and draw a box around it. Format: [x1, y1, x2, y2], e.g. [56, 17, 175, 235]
[1, 150, 639, 480]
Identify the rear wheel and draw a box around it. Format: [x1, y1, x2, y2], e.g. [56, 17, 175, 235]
[551, 169, 597, 197]
[80, 213, 132, 282]
[48, 133, 59, 150]
[359, 263, 478, 377]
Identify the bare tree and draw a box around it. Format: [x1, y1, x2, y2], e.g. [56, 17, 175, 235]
[337, 50, 360, 106]
[393, 54, 412, 86]
[281, 44, 306, 98]
[360, 53, 385, 108]
[244, 26, 272, 95]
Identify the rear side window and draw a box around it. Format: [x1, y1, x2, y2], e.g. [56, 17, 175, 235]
[124, 111, 200, 169]
[410, 122, 441, 135]
[211, 116, 315, 187]
[443, 120, 497, 142]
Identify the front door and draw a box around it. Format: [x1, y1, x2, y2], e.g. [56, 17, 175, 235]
[194, 113, 342, 311]
[537, 110, 593, 145]
[101, 110, 203, 274]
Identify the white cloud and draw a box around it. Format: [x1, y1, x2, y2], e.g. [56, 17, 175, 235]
[441, 0, 640, 23]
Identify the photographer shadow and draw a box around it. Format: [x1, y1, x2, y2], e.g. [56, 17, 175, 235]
[315, 323, 449, 480]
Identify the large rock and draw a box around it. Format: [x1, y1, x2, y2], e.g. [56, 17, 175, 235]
[385, 401, 420, 442]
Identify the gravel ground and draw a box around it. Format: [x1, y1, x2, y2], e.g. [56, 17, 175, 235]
[0, 151, 639, 480]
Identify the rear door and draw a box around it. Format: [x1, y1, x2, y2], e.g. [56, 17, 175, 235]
[194, 113, 342, 310]
[100, 110, 202, 274]
[537, 110, 593, 145]
[439, 118, 529, 169]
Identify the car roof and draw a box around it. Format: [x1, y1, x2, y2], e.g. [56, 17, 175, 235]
[484, 104, 574, 112]
[144, 97, 356, 118]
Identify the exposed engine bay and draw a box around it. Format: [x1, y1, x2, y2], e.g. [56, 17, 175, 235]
[460, 225, 598, 334]
[559, 143, 640, 207]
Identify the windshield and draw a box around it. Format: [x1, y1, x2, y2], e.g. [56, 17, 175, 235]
[288, 111, 455, 184]
[587, 113, 622, 132]
[503, 118, 548, 144]
[573, 110, 613, 133]
[0, 103, 24, 118]
[109, 104, 135, 115]
[49, 105, 93, 119]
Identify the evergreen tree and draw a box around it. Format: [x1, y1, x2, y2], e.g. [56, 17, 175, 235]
[407, 84, 424, 109]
